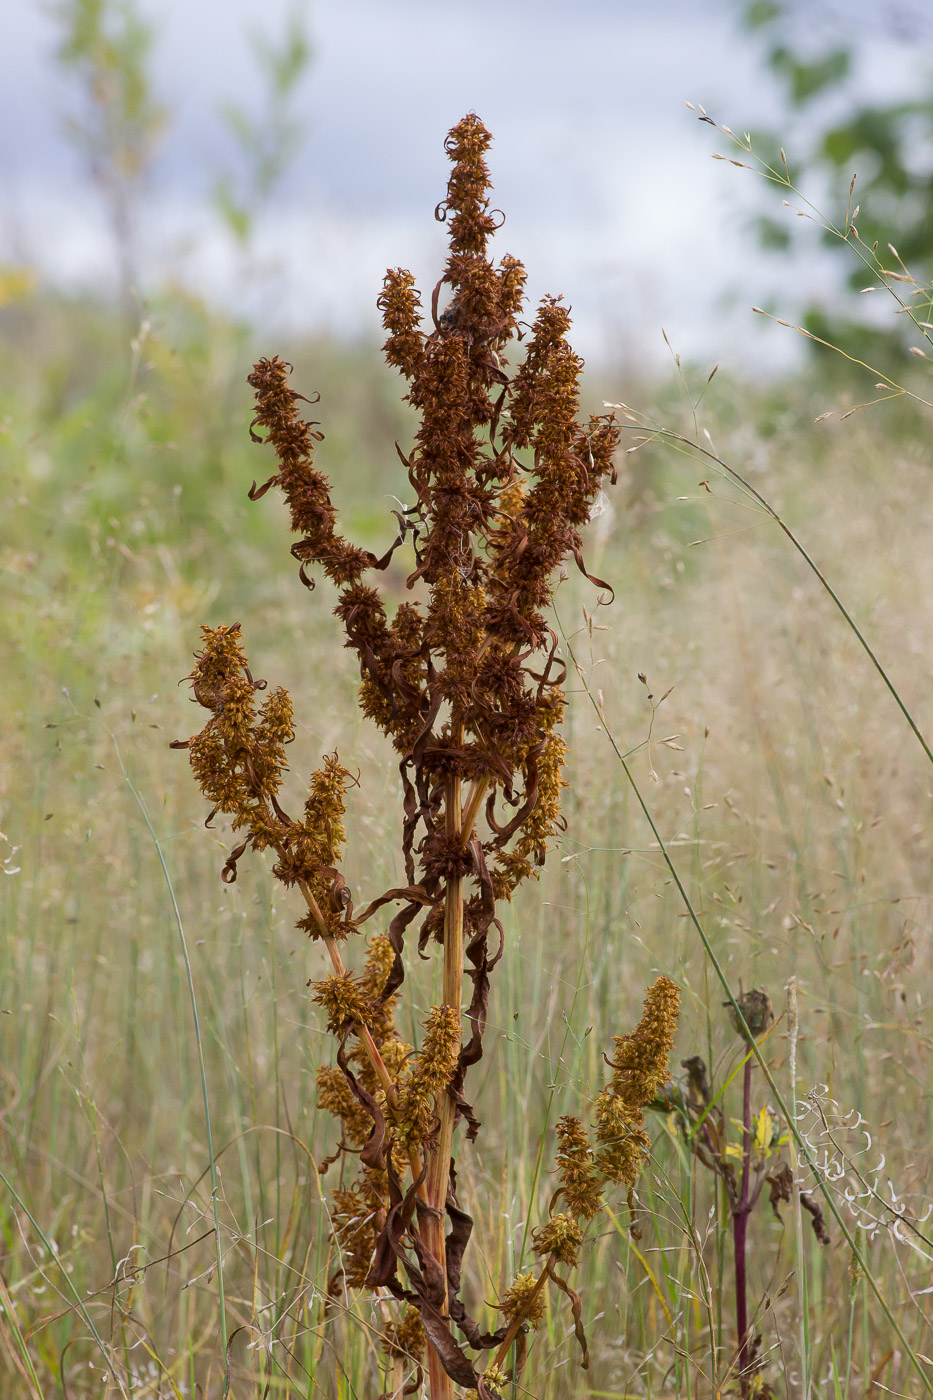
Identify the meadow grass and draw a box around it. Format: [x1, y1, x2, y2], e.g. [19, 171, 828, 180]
[2, 290, 932, 1397]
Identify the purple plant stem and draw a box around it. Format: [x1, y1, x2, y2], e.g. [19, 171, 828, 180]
[734, 1054, 754, 1396]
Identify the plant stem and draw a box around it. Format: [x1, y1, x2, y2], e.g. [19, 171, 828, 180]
[460, 773, 489, 843]
[638, 427, 933, 772]
[111, 735, 229, 1392]
[787, 976, 810, 1400]
[296, 878, 398, 1101]
[734, 1055, 754, 1396]
[0, 1168, 130, 1398]
[425, 731, 465, 1400]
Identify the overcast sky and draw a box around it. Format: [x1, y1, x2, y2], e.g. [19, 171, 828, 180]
[4, 0, 932, 371]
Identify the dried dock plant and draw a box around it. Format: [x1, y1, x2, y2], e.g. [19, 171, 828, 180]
[174, 113, 679, 1397]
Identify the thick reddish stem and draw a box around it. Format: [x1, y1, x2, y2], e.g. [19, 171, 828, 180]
[734, 1055, 754, 1396]
[424, 743, 464, 1400]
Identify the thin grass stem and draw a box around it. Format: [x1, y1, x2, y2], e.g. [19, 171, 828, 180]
[560, 621, 933, 1399]
[105, 727, 230, 1395]
[620, 424, 933, 772]
[0, 1165, 129, 1397]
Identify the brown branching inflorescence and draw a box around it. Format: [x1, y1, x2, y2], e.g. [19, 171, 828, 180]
[174, 113, 680, 1396]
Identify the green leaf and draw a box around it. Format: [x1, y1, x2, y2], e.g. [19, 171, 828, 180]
[756, 216, 792, 251]
[770, 44, 852, 105]
[743, 0, 782, 31]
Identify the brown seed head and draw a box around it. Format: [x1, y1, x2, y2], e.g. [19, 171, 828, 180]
[532, 1212, 584, 1267]
[595, 977, 680, 1186]
[394, 1003, 461, 1151]
[555, 1114, 603, 1221]
[311, 972, 373, 1037]
[382, 1305, 426, 1361]
[500, 1271, 546, 1330]
[331, 1181, 380, 1289]
[726, 987, 774, 1041]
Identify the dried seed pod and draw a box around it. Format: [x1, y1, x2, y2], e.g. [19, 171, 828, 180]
[726, 987, 774, 1041]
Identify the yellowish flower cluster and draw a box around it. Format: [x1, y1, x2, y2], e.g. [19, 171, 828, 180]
[381, 1304, 426, 1362]
[531, 1212, 584, 1268]
[394, 1004, 461, 1152]
[554, 1115, 603, 1222]
[595, 976, 681, 1187]
[310, 972, 373, 1037]
[461, 1362, 509, 1400]
[499, 1272, 546, 1330]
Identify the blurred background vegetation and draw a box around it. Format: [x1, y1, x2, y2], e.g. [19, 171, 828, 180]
[2, 0, 933, 1396]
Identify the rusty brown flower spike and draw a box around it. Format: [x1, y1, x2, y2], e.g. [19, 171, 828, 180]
[175, 114, 677, 1397]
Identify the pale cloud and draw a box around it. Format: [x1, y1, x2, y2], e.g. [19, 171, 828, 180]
[2, 0, 928, 370]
